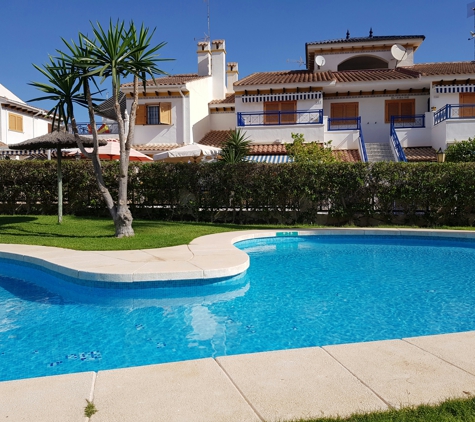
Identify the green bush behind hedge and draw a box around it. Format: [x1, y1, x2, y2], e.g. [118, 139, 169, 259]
[1, 161, 475, 226]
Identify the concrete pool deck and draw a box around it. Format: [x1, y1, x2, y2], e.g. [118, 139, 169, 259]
[1, 228, 475, 421]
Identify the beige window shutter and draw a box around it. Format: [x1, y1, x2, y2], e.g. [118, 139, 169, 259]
[159, 102, 171, 125]
[136, 105, 147, 125]
[8, 113, 23, 132]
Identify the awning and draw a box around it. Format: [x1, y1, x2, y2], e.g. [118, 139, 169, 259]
[434, 84, 475, 94]
[245, 155, 293, 163]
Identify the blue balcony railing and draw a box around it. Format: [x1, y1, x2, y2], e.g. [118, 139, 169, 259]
[358, 123, 368, 163]
[237, 110, 323, 127]
[391, 114, 425, 128]
[72, 122, 119, 135]
[390, 124, 407, 162]
[434, 104, 475, 125]
[327, 117, 360, 131]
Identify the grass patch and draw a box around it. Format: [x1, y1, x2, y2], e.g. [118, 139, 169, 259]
[0, 215, 304, 251]
[0, 215, 474, 251]
[84, 399, 97, 418]
[294, 396, 475, 421]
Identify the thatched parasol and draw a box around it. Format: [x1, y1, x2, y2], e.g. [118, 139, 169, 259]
[10, 132, 107, 224]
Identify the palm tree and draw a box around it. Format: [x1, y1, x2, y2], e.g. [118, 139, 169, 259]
[73, 21, 170, 237]
[37, 20, 170, 238]
[220, 129, 252, 163]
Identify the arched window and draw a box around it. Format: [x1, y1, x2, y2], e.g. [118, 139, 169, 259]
[338, 56, 388, 71]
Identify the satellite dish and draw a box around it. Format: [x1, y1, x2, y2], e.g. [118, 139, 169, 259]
[315, 55, 326, 68]
[391, 44, 408, 61]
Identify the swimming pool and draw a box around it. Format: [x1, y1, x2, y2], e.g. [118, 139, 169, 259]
[1, 233, 475, 382]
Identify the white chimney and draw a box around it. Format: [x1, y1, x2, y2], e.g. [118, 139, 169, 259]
[226, 62, 238, 93]
[211, 39, 226, 100]
[197, 41, 211, 76]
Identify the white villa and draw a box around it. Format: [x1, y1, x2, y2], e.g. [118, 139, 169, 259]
[0, 84, 50, 150]
[105, 31, 475, 162]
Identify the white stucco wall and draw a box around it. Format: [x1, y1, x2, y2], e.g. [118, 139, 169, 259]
[0, 108, 49, 145]
[430, 91, 459, 110]
[130, 97, 182, 145]
[243, 125, 324, 144]
[188, 77, 213, 144]
[209, 113, 235, 131]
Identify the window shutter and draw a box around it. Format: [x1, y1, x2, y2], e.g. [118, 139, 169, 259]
[331, 103, 345, 119]
[136, 105, 147, 125]
[400, 100, 415, 116]
[459, 93, 475, 118]
[8, 113, 15, 131]
[264, 102, 280, 124]
[8, 113, 23, 132]
[280, 101, 296, 123]
[385, 101, 400, 123]
[159, 102, 172, 125]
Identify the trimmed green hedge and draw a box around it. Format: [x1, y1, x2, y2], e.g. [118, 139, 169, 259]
[1, 160, 475, 226]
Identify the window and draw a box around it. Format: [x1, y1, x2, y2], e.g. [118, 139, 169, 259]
[264, 101, 296, 125]
[136, 102, 172, 125]
[8, 113, 23, 132]
[385, 99, 415, 123]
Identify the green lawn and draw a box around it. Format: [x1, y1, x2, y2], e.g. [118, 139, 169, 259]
[0, 215, 300, 251]
[0, 215, 474, 251]
[295, 396, 475, 422]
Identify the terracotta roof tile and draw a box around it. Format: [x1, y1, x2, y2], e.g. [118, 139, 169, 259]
[250, 144, 288, 154]
[334, 69, 419, 83]
[209, 94, 235, 105]
[403, 147, 437, 162]
[307, 35, 425, 46]
[402, 62, 475, 76]
[122, 74, 208, 88]
[133, 143, 178, 153]
[198, 130, 231, 147]
[235, 70, 334, 86]
[334, 149, 361, 162]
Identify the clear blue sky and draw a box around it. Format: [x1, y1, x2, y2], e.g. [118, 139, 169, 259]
[1, 0, 473, 121]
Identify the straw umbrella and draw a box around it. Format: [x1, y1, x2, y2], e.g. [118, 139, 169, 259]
[10, 132, 106, 224]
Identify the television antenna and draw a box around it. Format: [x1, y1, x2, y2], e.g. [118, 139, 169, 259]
[286, 57, 305, 67]
[468, 1, 475, 60]
[194, 0, 211, 43]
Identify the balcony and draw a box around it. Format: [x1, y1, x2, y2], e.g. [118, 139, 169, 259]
[434, 104, 475, 125]
[237, 110, 323, 127]
[73, 122, 119, 135]
[391, 114, 425, 128]
[327, 117, 360, 131]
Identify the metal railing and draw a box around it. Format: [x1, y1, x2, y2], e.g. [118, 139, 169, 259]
[327, 117, 360, 131]
[358, 122, 368, 163]
[434, 104, 475, 125]
[391, 114, 425, 128]
[237, 109, 323, 127]
[72, 122, 119, 135]
[389, 124, 407, 162]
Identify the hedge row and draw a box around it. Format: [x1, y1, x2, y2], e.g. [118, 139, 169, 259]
[1, 160, 475, 226]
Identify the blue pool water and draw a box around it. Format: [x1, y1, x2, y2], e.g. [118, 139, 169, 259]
[1, 234, 475, 382]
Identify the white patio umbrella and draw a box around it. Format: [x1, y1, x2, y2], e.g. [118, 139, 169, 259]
[153, 144, 221, 163]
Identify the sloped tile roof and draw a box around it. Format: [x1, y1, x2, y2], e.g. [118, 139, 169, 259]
[133, 143, 178, 153]
[333, 69, 419, 82]
[121, 74, 208, 88]
[199, 130, 231, 147]
[209, 94, 235, 105]
[403, 147, 437, 162]
[401, 62, 475, 76]
[235, 70, 334, 86]
[307, 35, 425, 46]
[335, 149, 361, 162]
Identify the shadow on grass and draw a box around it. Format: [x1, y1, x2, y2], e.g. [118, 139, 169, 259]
[0, 216, 38, 226]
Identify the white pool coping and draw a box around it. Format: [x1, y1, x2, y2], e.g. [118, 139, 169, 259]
[1, 227, 475, 284]
[1, 228, 475, 421]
